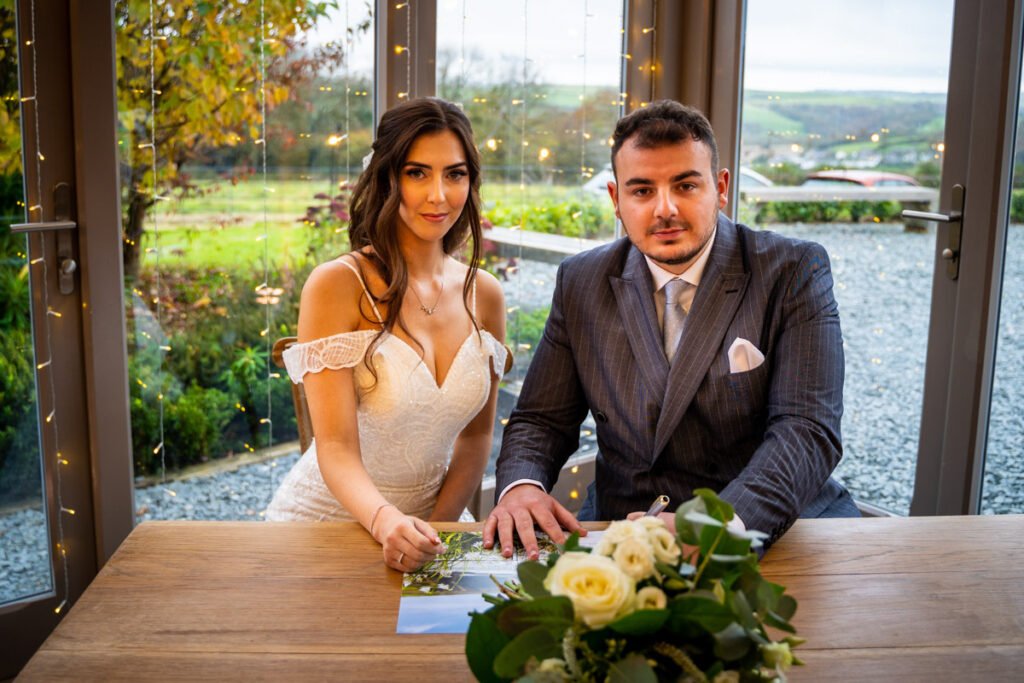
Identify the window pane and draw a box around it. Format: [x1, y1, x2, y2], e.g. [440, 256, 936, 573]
[740, 0, 955, 514]
[435, 0, 625, 478]
[982, 71, 1024, 515]
[0, 4, 51, 604]
[116, 1, 374, 521]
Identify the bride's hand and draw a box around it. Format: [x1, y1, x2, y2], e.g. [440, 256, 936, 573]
[374, 506, 447, 571]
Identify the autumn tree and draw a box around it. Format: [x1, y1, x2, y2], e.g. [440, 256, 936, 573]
[115, 0, 353, 278]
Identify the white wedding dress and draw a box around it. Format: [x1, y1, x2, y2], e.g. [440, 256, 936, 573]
[265, 262, 506, 522]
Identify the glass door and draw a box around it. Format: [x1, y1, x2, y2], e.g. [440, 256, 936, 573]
[738, 0, 956, 514]
[0, 1, 102, 676]
[981, 27, 1024, 515]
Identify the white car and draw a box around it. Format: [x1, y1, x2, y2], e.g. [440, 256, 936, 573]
[583, 165, 772, 194]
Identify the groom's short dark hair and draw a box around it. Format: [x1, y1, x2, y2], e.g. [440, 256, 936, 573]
[610, 100, 719, 177]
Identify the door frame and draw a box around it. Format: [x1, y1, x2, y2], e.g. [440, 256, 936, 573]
[0, 0, 131, 676]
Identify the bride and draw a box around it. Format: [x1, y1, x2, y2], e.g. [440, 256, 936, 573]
[266, 98, 507, 572]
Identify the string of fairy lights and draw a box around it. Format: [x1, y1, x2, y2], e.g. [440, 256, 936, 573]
[395, 1, 412, 100]
[578, 0, 591, 246]
[257, 0, 274, 459]
[144, 0, 169, 489]
[21, 0, 72, 616]
[516, 0, 530, 359]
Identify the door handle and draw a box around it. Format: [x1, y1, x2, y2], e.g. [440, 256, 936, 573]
[10, 182, 78, 294]
[901, 184, 965, 280]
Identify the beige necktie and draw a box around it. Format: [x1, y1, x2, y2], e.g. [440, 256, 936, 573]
[663, 278, 687, 362]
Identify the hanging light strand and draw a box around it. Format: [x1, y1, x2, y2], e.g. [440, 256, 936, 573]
[344, 0, 352, 181]
[578, 0, 590, 248]
[145, 0, 168, 486]
[404, 0, 412, 99]
[516, 0, 530, 342]
[648, 0, 657, 104]
[24, 0, 71, 615]
[460, 0, 467, 96]
[259, 0, 274, 453]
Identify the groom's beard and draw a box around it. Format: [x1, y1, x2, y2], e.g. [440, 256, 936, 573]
[645, 213, 716, 266]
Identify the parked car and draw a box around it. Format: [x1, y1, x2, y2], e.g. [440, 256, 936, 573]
[801, 170, 921, 188]
[583, 165, 772, 194]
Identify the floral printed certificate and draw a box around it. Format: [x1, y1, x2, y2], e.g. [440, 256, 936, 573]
[396, 530, 602, 634]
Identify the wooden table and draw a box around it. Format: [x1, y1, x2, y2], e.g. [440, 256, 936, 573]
[18, 516, 1024, 681]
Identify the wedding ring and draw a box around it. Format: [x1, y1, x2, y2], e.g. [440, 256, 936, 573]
[398, 552, 405, 565]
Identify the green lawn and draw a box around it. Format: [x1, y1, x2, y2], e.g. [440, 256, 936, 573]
[141, 177, 607, 270]
[138, 219, 344, 270]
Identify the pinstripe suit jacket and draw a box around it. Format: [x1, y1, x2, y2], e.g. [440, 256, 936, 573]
[496, 215, 846, 544]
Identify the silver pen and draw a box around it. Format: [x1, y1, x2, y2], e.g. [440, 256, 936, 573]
[644, 494, 670, 517]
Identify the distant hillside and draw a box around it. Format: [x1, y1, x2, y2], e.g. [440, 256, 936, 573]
[741, 90, 947, 144]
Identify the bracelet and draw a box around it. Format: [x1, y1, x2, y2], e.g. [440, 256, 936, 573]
[369, 502, 395, 538]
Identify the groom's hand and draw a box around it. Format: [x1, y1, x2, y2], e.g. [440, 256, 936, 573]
[483, 484, 585, 561]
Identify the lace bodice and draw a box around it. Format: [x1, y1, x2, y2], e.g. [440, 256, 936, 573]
[265, 328, 506, 522]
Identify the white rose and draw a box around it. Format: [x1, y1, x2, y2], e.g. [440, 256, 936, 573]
[635, 516, 668, 532]
[761, 642, 794, 670]
[544, 551, 636, 628]
[603, 519, 647, 545]
[537, 658, 568, 675]
[635, 585, 667, 610]
[648, 526, 682, 564]
[592, 537, 615, 557]
[612, 536, 656, 581]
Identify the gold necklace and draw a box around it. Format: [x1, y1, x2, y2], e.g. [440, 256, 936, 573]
[408, 275, 445, 315]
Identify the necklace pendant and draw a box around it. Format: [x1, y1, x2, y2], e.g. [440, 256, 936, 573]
[420, 304, 435, 315]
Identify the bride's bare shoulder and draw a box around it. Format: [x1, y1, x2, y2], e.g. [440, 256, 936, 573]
[299, 251, 382, 338]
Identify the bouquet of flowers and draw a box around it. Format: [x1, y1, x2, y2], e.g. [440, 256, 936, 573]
[465, 489, 803, 682]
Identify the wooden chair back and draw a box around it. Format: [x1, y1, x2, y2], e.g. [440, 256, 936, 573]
[271, 337, 314, 454]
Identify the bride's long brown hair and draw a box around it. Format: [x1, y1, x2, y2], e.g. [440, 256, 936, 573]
[347, 97, 483, 377]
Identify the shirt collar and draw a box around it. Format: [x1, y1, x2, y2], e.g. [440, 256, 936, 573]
[644, 225, 718, 292]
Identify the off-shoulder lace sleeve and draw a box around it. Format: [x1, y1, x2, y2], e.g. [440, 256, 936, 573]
[282, 330, 376, 384]
[480, 331, 510, 377]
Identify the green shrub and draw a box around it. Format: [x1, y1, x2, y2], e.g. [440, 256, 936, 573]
[164, 384, 236, 468]
[752, 199, 904, 224]
[1010, 189, 1024, 223]
[0, 327, 41, 505]
[508, 306, 551, 355]
[485, 197, 615, 239]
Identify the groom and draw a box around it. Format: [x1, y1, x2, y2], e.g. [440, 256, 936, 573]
[484, 100, 858, 559]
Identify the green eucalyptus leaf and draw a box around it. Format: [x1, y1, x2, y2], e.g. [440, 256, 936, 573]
[684, 510, 725, 528]
[608, 608, 670, 635]
[675, 498, 704, 545]
[764, 609, 798, 634]
[728, 587, 758, 630]
[693, 488, 735, 522]
[466, 612, 512, 683]
[518, 561, 552, 598]
[608, 653, 658, 683]
[712, 531, 754, 558]
[756, 577, 784, 613]
[712, 622, 752, 661]
[492, 626, 563, 679]
[774, 594, 798, 621]
[496, 596, 573, 637]
[668, 595, 735, 634]
[655, 561, 695, 582]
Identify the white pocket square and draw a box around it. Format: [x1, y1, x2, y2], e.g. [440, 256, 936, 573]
[728, 337, 765, 373]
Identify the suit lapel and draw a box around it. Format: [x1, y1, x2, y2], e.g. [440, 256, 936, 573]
[610, 246, 668, 403]
[653, 216, 750, 458]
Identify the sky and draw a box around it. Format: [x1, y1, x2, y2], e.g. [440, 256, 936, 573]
[311, 0, 956, 93]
